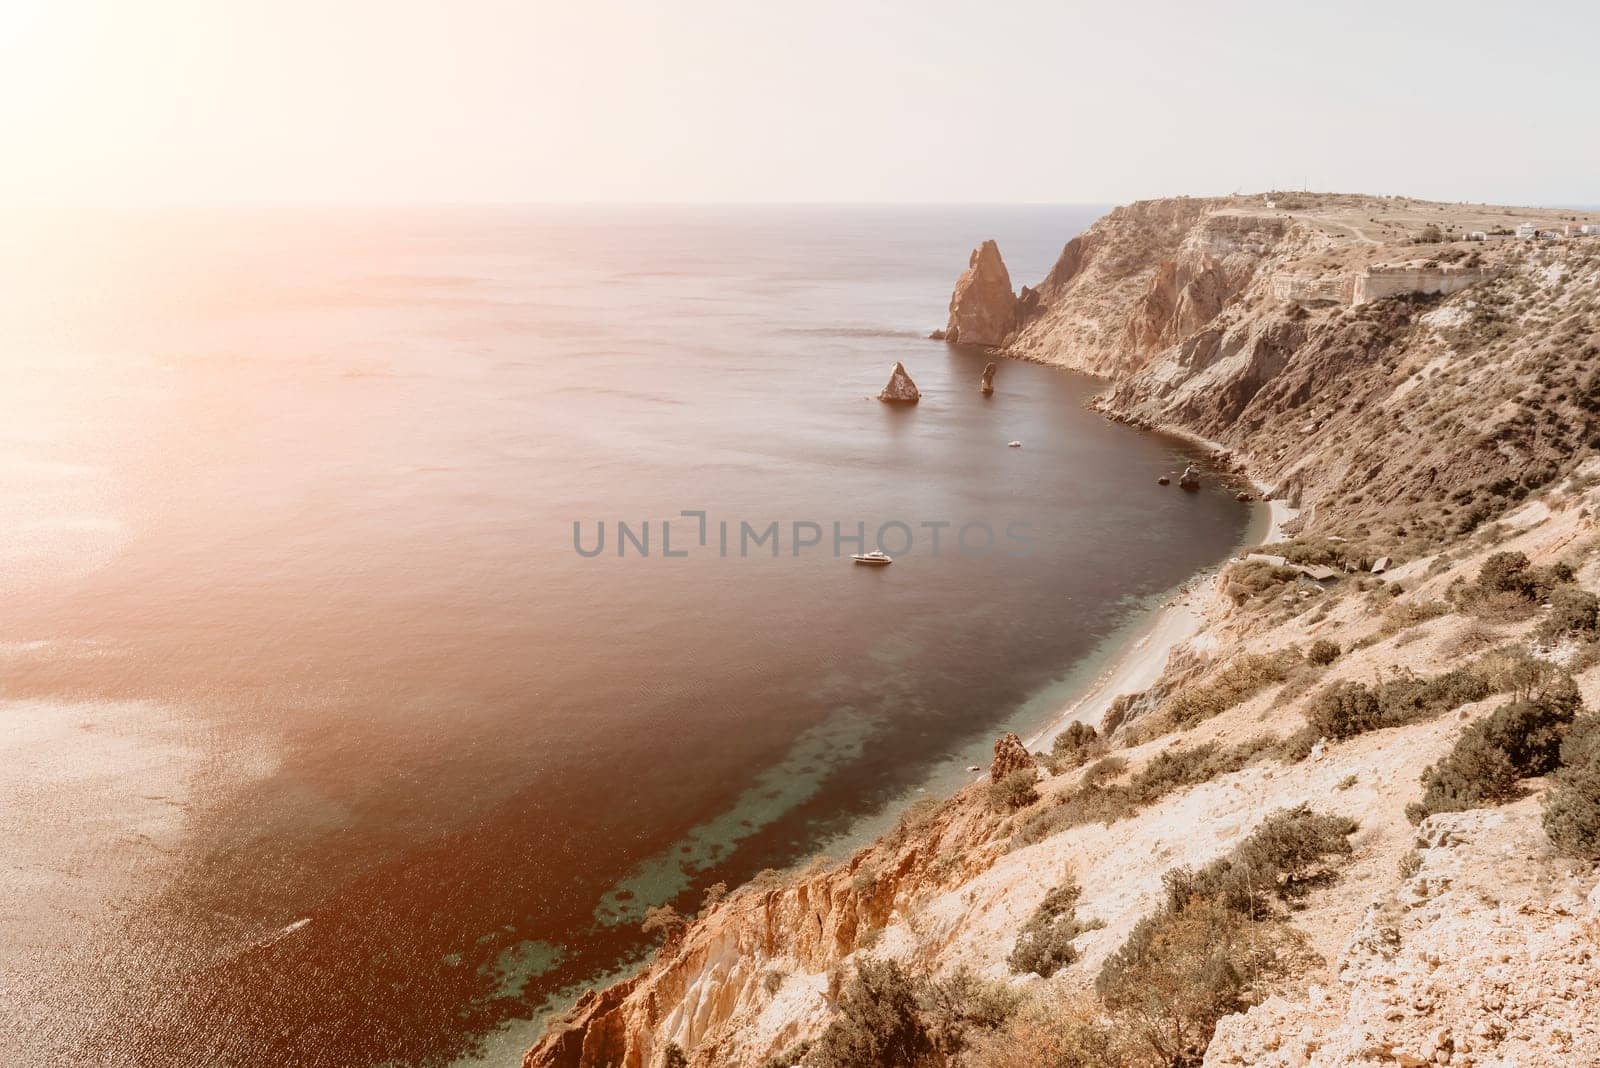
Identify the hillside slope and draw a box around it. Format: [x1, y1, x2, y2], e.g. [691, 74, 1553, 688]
[525, 197, 1600, 1068]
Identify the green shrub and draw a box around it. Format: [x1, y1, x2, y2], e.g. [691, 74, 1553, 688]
[1306, 667, 1492, 742]
[812, 959, 932, 1068]
[1537, 585, 1600, 643]
[1542, 714, 1600, 859]
[1162, 805, 1358, 919]
[960, 990, 1123, 1068]
[1409, 681, 1581, 822]
[988, 769, 1040, 811]
[1010, 740, 1275, 848]
[1096, 899, 1269, 1067]
[660, 1043, 688, 1068]
[1452, 553, 1579, 622]
[1307, 639, 1341, 666]
[1376, 667, 1492, 724]
[1307, 680, 1383, 739]
[1160, 651, 1300, 729]
[1008, 877, 1102, 978]
[1083, 754, 1127, 785]
[641, 904, 686, 942]
[1050, 722, 1105, 771]
[917, 967, 1023, 1056]
[1223, 560, 1301, 607]
[1096, 807, 1355, 1065]
[757, 1042, 812, 1068]
[1274, 725, 1319, 763]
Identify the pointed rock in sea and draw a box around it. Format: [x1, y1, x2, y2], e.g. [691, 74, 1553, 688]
[878, 361, 921, 403]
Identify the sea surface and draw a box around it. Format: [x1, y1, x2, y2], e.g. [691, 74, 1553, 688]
[0, 205, 1254, 1065]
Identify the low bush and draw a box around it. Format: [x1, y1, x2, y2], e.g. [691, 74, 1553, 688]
[960, 990, 1123, 1068]
[1379, 598, 1451, 636]
[1537, 585, 1600, 644]
[1453, 552, 1576, 622]
[1049, 721, 1106, 772]
[1156, 650, 1302, 731]
[1408, 679, 1581, 822]
[1307, 639, 1341, 666]
[1307, 680, 1383, 740]
[1222, 560, 1301, 607]
[884, 796, 943, 849]
[1305, 667, 1491, 741]
[917, 967, 1023, 1057]
[1542, 713, 1600, 859]
[1011, 739, 1276, 848]
[811, 958, 1023, 1068]
[1162, 805, 1358, 918]
[1008, 875, 1103, 978]
[756, 1042, 811, 1068]
[811, 959, 933, 1068]
[1083, 754, 1127, 785]
[1274, 725, 1320, 763]
[987, 769, 1040, 812]
[641, 904, 686, 942]
[1095, 807, 1356, 1066]
[1097, 898, 1274, 1068]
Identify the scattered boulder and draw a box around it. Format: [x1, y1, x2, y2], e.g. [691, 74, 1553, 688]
[1179, 464, 1201, 490]
[980, 362, 997, 394]
[990, 732, 1036, 782]
[877, 361, 921, 403]
[928, 329, 947, 341]
[1235, 490, 1254, 501]
[1157, 476, 1171, 486]
[945, 240, 1018, 347]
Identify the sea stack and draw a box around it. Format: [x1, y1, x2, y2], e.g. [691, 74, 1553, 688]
[945, 240, 1018, 347]
[877, 361, 921, 403]
[1179, 464, 1201, 490]
[980, 362, 997, 394]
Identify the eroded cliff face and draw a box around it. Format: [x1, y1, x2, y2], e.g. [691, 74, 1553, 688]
[991, 194, 1600, 541]
[525, 764, 1013, 1068]
[1002, 199, 1296, 377]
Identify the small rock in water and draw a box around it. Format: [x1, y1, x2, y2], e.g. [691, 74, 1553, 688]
[877, 361, 921, 403]
[928, 328, 947, 341]
[1235, 490, 1254, 501]
[1178, 464, 1201, 490]
[1157, 476, 1171, 485]
[980, 361, 997, 394]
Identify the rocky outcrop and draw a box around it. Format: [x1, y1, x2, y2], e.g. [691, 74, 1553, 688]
[945, 241, 1017, 347]
[989, 732, 1035, 781]
[877, 361, 921, 403]
[1205, 801, 1600, 1068]
[980, 362, 997, 394]
[1178, 464, 1201, 490]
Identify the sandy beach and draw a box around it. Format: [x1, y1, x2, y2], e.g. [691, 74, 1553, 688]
[1028, 495, 1296, 752]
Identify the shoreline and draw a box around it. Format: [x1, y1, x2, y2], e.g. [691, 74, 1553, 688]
[1026, 489, 1296, 753]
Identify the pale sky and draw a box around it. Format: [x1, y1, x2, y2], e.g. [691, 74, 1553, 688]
[3, 0, 1597, 206]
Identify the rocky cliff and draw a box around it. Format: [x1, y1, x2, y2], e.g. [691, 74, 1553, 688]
[944, 240, 1017, 347]
[526, 197, 1600, 1068]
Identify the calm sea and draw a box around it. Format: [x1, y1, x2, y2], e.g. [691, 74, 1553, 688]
[0, 205, 1252, 1065]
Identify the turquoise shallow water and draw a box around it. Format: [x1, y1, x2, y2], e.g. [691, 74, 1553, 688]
[0, 205, 1253, 1065]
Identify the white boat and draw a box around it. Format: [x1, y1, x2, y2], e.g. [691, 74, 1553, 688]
[852, 551, 893, 566]
[1007, 440, 1022, 448]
